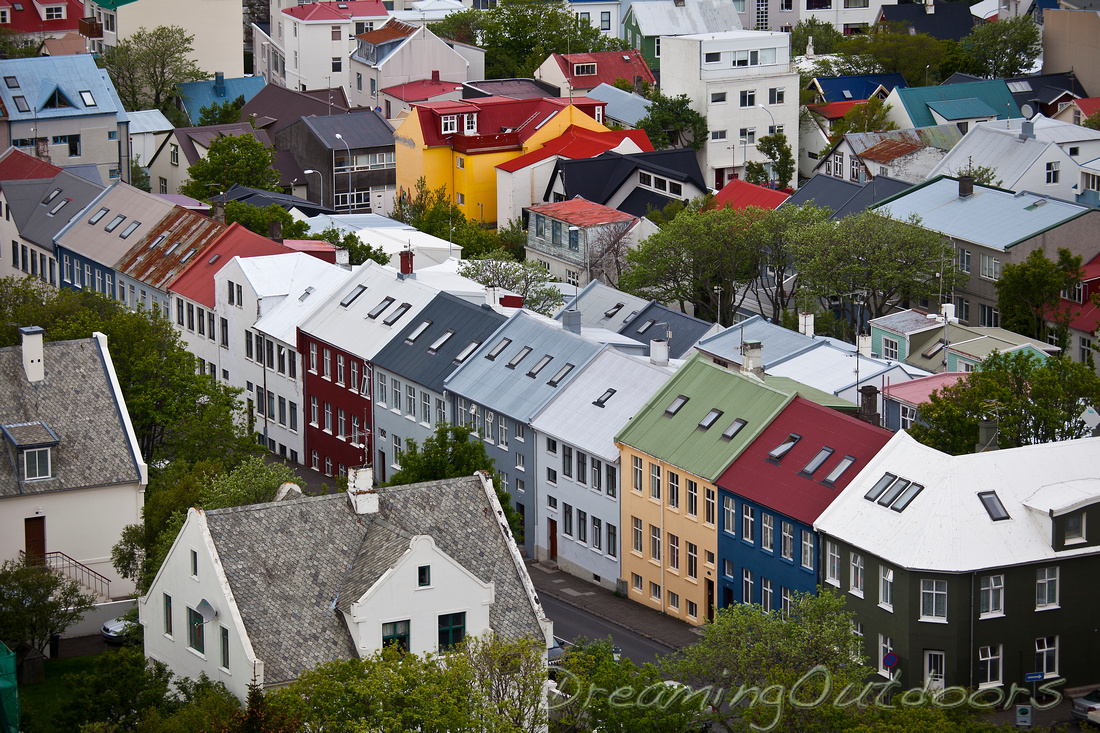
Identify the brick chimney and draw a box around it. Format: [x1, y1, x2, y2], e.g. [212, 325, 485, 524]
[958, 175, 974, 199]
[740, 340, 764, 380]
[268, 219, 282, 243]
[20, 325, 44, 383]
[858, 385, 880, 426]
[211, 200, 226, 224]
[431, 69, 440, 82]
[398, 248, 415, 279]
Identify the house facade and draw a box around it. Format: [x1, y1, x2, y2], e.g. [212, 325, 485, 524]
[533, 50, 655, 98]
[622, 0, 745, 72]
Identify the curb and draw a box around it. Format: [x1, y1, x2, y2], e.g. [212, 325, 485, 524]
[536, 584, 681, 652]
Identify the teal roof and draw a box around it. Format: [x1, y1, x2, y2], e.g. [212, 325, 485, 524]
[178, 76, 267, 125]
[897, 81, 1021, 128]
[926, 97, 996, 121]
[615, 353, 852, 482]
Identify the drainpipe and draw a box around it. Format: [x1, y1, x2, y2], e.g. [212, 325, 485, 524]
[969, 572, 976, 690]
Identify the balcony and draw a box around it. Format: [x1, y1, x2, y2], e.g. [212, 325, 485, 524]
[699, 61, 798, 82]
[450, 130, 521, 155]
[79, 16, 103, 38]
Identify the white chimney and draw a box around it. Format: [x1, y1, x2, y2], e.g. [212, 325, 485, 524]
[562, 309, 582, 334]
[941, 302, 957, 323]
[857, 334, 873, 358]
[346, 466, 378, 514]
[924, 0, 934, 13]
[650, 338, 669, 366]
[740, 340, 764, 380]
[799, 312, 815, 337]
[484, 286, 499, 308]
[20, 326, 45, 383]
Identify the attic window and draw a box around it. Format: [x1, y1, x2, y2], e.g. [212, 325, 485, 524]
[866, 473, 924, 511]
[486, 337, 512, 360]
[339, 284, 367, 308]
[622, 310, 638, 324]
[978, 491, 1010, 521]
[88, 207, 109, 224]
[605, 303, 624, 318]
[299, 286, 315, 302]
[699, 408, 723, 430]
[382, 302, 411, 325]
[801, 447, 835, 477]
[636, 319, 656, 334]
[104, 214, 126, 232]
[506, 346, 532, 369]
[42, 188, 62, 204]
[79, 90, 96, 107]
[822, 455, 856, 485]
[526, 354, 552, 378]
[119, 220, 141, 239]
[547, 363, 574, 386]
[454, 340, 480, 364]
[47, 197, 70, 216]
[166, 241, 182, 255]
[12, 3, 22, 10]
[148, 233, 167, 250]
[180, 248, 197, 264]
[208, 254, 220, 265]
[593, 388, 616, 407]
[428, 329, 454, 353]
[721, 418, 747, 440]
[367, 296, 394, 319]
[406, 320, 431, 343]
[842, 90, 853, 99]
[767, 434, 802, 461]
[3, 76, 17, 88]
[665, 394, 689, 416]
[890, 482, 924, 512]
[12, 96, 28, 112]
[573, 63, 596, 75]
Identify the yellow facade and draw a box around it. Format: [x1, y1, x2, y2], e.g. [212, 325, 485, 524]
[617, 442, 719, 627]
[394, 105, 608, 227]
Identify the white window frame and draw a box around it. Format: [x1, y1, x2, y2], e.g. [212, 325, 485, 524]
[980, 574, 1004, 618]
[826, 541, 840, 586]
[978, 644, 1002, 687]
[879, 566, 894, 611]
[800, 531, 814, 570]
[882, 337, 898, 361]
[919, 578, 948, 622]
[1035, 566, 1058, 610]
[850, 552, 864, 597]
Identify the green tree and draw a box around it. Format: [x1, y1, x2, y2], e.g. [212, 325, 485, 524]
[744, 131, 796, 189]
[1084, 109, 1100, 131]
[948, 161, 1003, 188]
[130, 155, 152, 193]
[835, 25, 948, 87]
[198, 94, 247, 125]
[746, 204, 833, 323]
[393, 177, 501, 257]
[636, 92, 708, 151]
[457, 249, 565, 316]
[98, 25, 208, 113]
[0, 28, 40, 58]
[225, 201, 312, 240]
[428, 7, 482, 45]
[960, 16, 1041, 79]
[996, 247, 1082, 346]
[826, 97, 898, 143]
[0, 558, 95, 664]
[309, 224, 389, 266]
[179, 133, 281, 199]
[790, 17, 843, 56]
[909, 350, 1100, 454]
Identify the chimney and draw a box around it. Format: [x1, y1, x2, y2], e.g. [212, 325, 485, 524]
[1019, 120, 1034, 140]
[858, 385, 880, 426]
[958, 175, 974, 199]
[484, 286, 499, 308]
[431, 69, 440, 82]
[398, 248, 415, 278]
[857, 334, 873, 358]
[268, 219, 282, 243]
[335, 247, 350, 269]
[941, 302, 956, 323]
[924, 0, 934, 13]
[799, 312, 815, 337]
[740, 339, 764, 380]
[976, 418, 999, 452]
[562, 309, 582, 335]
[214, 71, 226, 98]
[806, 36, 815, 58]
[20, 325, 45, 383]
[346, 466, 379, 514]
[211, 200, 226, 224]
[650, 338, 669, 366]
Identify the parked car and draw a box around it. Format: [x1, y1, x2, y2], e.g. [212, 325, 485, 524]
[1072, 688, 1100, 720]
[101, 616, 136, 644]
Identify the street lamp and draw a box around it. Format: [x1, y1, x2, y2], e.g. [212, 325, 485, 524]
[303, 169, 323, 207]
[334, 133, 352, 212]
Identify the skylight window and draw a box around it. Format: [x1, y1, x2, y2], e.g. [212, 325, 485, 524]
[547, 363, 574, 386]
[180, 248, 197, 264]
[13, 96, 28, 112]
[486, 337, 512, 360]
[665, 394, 689, 416]
[801, 446, 835, 477]
[406, 320, 431, 343]
[921, 339, 945, 359]
[699, 408, 724, 430]
[890, 482, 924, 512]
[4, 76, 17, 89]
[637, 319, 656, 334]
[299, 286, 315, 302]
[119, 220, 141, 239]
[367, 296, 394, 319]
[42, 188, 61, 204]
[605, 303, 624, 318]
[506, 346, 532, 369]
[428, 329, 454, 353]
[877, 478, 911, 508]
[454, 340, 480, 364]
[767, 434, 802, 461]
[382, 302, 411, 325]
[721, 418, 747, 440]
[79, 90, 96, 107]
[865, 473, 925, 511]
[47, 197, 69, 216]
[864, 473, 897, 501]
[593, 388, 616, 407]
[340, 284, 367, 308]
[623, 310, 638, 324]
[148, 233, 167, 250]
[104, 214, 126, 232]
[88, 207, 109, 224]
[208, 254, 220, 265]
[822, 455, 855, 485]
[978, 491, 1010, 521]
[526, 354, 553, 378]
[166, 241, 182, 255]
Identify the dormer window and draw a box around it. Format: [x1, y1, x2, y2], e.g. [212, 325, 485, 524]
[441, 115, 458, 134]
[464, 113, 477, 134]
[573, 63, 596, 75]
[2, 421, 59, 481]
[1065, 512, 1086, 542]
[44, 5, 64, 20]
[23, 447, 51, 480]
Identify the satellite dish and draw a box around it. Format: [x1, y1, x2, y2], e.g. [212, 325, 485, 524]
[1021, 103, 1034, 118]
[196, 599, 218, 623]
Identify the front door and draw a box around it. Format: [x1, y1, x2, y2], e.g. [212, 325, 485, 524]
[548, 519, 558, 561]
[924, 650, 945, 691]
[376, 450, 386, 483]
[706, 578, 715, 621]
[25, 516, 45, 560]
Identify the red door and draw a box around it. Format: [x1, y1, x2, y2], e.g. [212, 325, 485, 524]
[25, 516, 45, 560]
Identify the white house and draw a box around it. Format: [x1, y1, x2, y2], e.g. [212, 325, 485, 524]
[139, 470, 552, 701]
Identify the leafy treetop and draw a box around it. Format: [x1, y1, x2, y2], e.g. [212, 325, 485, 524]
[98, 25, 207, 115]
[179, 134, 281, 200]
[458, 249, 566, 317]
[637, 92, 708, 151]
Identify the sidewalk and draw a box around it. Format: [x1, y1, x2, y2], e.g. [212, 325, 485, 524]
[528, 561, 701, 651]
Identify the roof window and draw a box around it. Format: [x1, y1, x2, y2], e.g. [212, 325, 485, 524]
[978, 491, 1010, 521]
[623, 310, 638, 324]
[299, 286, 315, 302]
[801, 447, 835, 477]
[208, 254, 220, 265]
[428, 329, 455, 353]
[593, 388, 616, 407]
[165, 241, 182, 255]
[865, 472, 924, 511]
[454, 340, 480, 364]
[42, 188, 61, 204]
[119, 220, 141, 239]
[526, 354, 553, 378]
[547, 363, 574, 386]
[699, 408, 723, 430]
[148, 233, 167, 250]
[4, 76, 17, 89]
[721, 418, 747, 440]
[180, 248, 197, 264]
[637, 319, 656, 334]
[367, 296, 394, 319]
[104, 214, 126, 232]
[79, 90, 95, 107]
[88, 207, 109, 224]
[822, 455, 855, 485]
[665, 394, 689, 416]
[406, 319, 431, 343]
[47, 197, 70, 216]
[604, 302, 624, 318]
[921, 339, 945, 359]
[382, 302, 411, 325]
[506, 346, 532, 369]
[339, 284, 367, 308]
[12, 96, 28, 112]
[767, 433, 802, 461]
[486, 337, 512, 360]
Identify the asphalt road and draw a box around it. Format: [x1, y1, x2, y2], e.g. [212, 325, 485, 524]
[541, 594, 674, 668]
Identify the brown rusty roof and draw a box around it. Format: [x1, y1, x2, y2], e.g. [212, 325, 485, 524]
[858, 139, 923, 163]
[356, 18, 416, 44]
[115, 207, 225, 290]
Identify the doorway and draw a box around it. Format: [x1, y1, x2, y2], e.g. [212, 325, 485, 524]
[376, 450, 386, 483]
[25, 516, 45, 560]
[706, 578, 715, 621]
[924, 650, 945, 691]
[548, 519, 557, 561]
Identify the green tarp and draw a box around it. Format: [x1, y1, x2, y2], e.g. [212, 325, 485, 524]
[0, 642, 17, 733]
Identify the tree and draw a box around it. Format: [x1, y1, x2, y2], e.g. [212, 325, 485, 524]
[98, 26, 208, 113]
[637, 92, 708, 151]
[789, 17, 842, 56]
[309, 224, 389, 266]
[909, 350, 1100, 454]
[834, 25, 948, 87]
[826, 97, 898, 142]
[746, 204, 833, 323]
[586, 220, 635, 288]
[663, 589, 869, 733]
[948, 160, 1002, 188]
[0, 558, 95, 664]
[960, 16, 1041, 79]
[996, 247, 1082, 346]
[393, 177, 501, 258]
[131, 155, 152, 193]
[225, 201, 312, 240]
[1084, 109, 1100, 131]
[179, 134, 281, 200]
[0, 28, 39, 58]
[458, 250, 566, 316]
[744, 132, 796, 189]
[198, 94, 247, 125]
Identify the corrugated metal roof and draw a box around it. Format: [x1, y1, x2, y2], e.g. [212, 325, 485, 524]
[815, 431, 1100, 572]
[858, 139, 923, 163]
[927, 97, 997, 121]
[812, 74, 908, 104]
[585, 84, 652, 127]
[115, 206, 226, 290]
[0, 55, 124, 122]
[0, 147, 61, 180]
[528, 197, 636, 226]
[243, 253, 354, 345]
[927, 125, 1054, 188]
[882, 371, 966, 406]
[767, 342, 912, 399]
[870, 309, 943, 336]
[177, 76, 266, 125]
[3, 170, 103, 247]
[552, 50, 655, 89]
[169, 222, 292, 308]
[982, 114, 1100, 144]
[709, 178, 789, 210]
[696, 314, 844, 366]
[300, 109, 395, 151]
[555, 280, 650, 333]
[626, 0, 744, 36]
[841, 125, 964, 157]
[616, 301, 717, 359]
[126, 109, 174, 135]
[896, 80, 1021, 128]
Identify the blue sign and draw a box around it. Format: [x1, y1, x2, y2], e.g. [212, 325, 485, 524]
[1024, 672, 1045, 682]
[883, 653, 898, 668]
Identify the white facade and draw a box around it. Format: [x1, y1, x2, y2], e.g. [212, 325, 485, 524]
[347, 26, 473, 110]
[801, 0, 892, 35]
[570, 1, 622, 38]
[278, 9, 389, 94]
[660, 31, 800, 189]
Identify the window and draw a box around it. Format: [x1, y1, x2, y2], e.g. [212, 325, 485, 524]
[1036, 567, 1058, 609]
[979, 303, 1000, 328]
[880, 566, 894, 610]
[687, 542, 698, 579]
[392, 435, 402, 469]
[667, 471, 679, 508]
[667, 590, 679, 610]
[187, 607, 204, 654]
[801, 532, 814, 570]
[170, 144, 179, 166]
[406, 385, 415, 418]
[577, 452, 587, 483]
[741, 505, 755, 542]
[23, 447, 51, 480]
[651, 582, 662, 600]
[309, 343, 317, 372]
[562, 445, 573, 477]
[768, 434, 801, 461]
[980, 575, 1003, 617]
[980, 253, 1001, 281]
[723, 496, 736, 534]
[310, 396, 318, 426]
[649, 463, 660, 499]
[369, 298, 394, 320]
[290, 403, 298, 432]
[705, 489, 715, 525]
[382, 620, 410, 651]
[668, 533, 679, 570]
[978, 645, 1001, 687]
[850, 553, 864, 595]
[978, 491, 1010, 521]
[1046, 161, 1060, 184]
[1035, 636, 1058, 677]
[577, 510, 588, 543]
[686, 600, 698, 618]
[802, 447, 834, 476]
[739, 90, 756, 108]
[710, 130, 727, 141]
[441, 115, 458, 134]
[632, 517, 643, 553]
[600, 11, 610, 29]
[740, 128, 756, 145]
[882, 337, 898, 361]
[920, 578, 947, 621]
[632, 573, 642, 591]
[650, 525, 661, 561]
[958, 248, 971, 273]
[220, 626, 230, 670]
[780, 587, 793, 617]
[573, 63, 596, 75]
[762, 514, 773, 551]
[438, 612, 465, 651]
[163, 594, 173, 636]
[711, 91, 726, 103]
[687, 480, 698, 517]
[768, 87, 785, 105]
[665, 394, 689, 415]
[826, 542, 840, 585]
[781, 521, 793, 559]
[878, 635, 893, 676]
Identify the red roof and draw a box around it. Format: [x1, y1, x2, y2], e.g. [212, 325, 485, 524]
[413, 96, 606, 149]
[0, 0, 82, 35]
[882, 372, 967, 407]
[283, 0, 387, 20]
[0, 147, 62, 180]
[283, 238, 338, 264]
[169, 222, 293, 308]
[553, 50, 655, 90]
[716, 396, 892, 525]
[808, 99, 867, 120]
[709, 178, 789, 211]
[527, 197, 636, 227]
[381, 77, 463, 103]
[496, 125, 652, 173]
[1074, 97, 1100, 119]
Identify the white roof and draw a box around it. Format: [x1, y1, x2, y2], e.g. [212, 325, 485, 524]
[530, 347, 678, 461]
[626, 0, 744, 36]
[927, 124, 1060, 186]
[238, 253, 352, 344]
[815, 431, 1100, 572]
[415, 257, 521, 308]
[125, 109, 173, 135]
[293, 212, 464, 268]
[766, 341, 918, 398]
[986, 114, 1100, 145]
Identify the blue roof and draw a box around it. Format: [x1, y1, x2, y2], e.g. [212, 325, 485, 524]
[814, 74, 908, 104]
[177, 76, 266, 125]
[926, 98, 997, 121]
[0, 55, 125, 123]
[896, 80, 1021, 128]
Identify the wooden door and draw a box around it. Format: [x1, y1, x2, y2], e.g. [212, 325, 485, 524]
[25, 516, 45, 560]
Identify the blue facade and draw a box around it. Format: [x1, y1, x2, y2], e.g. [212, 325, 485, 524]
[55, 243, 118, 300]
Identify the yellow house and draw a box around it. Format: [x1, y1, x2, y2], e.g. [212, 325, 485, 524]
[394, 96, 608, 228]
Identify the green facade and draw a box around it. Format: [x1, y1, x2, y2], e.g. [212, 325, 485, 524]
[622, 11, 659, 71]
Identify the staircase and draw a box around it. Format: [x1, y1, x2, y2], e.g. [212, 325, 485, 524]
[20, 550, 111, 602]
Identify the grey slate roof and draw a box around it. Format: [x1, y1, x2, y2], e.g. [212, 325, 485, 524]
[548, 148, 706, 208]
[616, 301, 716, 359]
[556, 280, 650, 333]
[0, 337, 142, 498]
[203, 475, 545, 685]
[370, 291, 507, 392]
[2, 171, 105, 247]
[299, 109, 397, 151]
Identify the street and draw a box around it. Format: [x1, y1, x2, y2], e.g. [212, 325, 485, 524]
[541, 594, 676, 668]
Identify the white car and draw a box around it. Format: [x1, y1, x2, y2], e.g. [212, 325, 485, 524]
[101, 616, 135, 644]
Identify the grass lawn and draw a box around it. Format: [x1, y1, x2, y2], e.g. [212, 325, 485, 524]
[18, 654, 100, 731]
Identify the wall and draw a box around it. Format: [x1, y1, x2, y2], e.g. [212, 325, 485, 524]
[299, 333, 372, 478]
[5, 114, 123, 184]
[371, 367, 444, 483]
[114, 0, 243, 78]
[1042, 10, 1100, 107]
[65, 599, 135, 639]
[148, 132, 190, 197]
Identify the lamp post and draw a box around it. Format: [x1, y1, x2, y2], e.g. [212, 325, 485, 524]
[757, 104, 777, 187]
[334, 133, 352, 212]
[303, 169, 323, 207]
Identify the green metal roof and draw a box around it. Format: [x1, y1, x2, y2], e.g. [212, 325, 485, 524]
[926, 97, 996, 121]
[93, 0, 140, 9]
[615, 353, 853, 482]
[897, 81, 1021, 128]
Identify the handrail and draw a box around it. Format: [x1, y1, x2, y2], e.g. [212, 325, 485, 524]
[19, 550, 111, 600]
